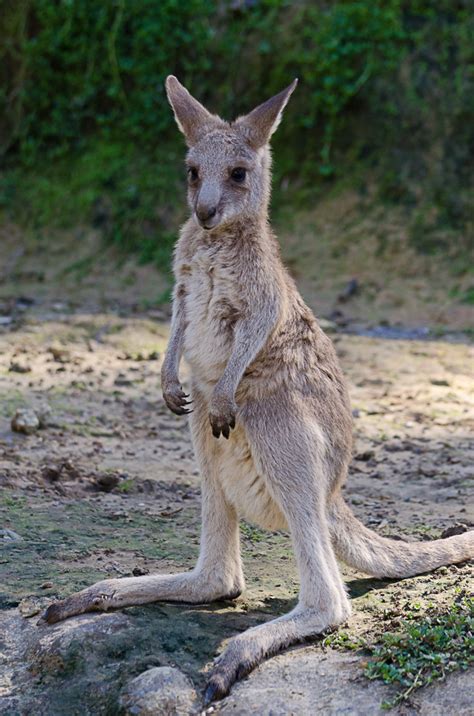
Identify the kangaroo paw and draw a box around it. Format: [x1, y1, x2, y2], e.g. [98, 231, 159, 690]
[204, 646, 254, 704]
[40, 584, 117, 625]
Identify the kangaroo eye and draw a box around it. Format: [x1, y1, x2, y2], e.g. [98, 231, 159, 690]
[188, 167, 199, 182]
[231, 167, 246, 183]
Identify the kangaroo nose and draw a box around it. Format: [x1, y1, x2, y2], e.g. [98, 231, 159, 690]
[196, 206, 217, 223]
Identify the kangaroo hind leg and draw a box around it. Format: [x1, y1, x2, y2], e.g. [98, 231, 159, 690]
[204, 396, 350, 702]
[43, 387, 244, 624]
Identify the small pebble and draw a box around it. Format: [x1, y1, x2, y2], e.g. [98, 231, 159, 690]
[11, 408, 40, 435]
[9, 361, 31, 373]
[441, 523, 468, 539]
[1, 528, 23, 542]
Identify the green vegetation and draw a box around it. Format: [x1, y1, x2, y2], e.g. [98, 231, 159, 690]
[117, 477, 136, 494]
[240, 521, 269, 543]
[364, 598, 474, 708]
[323, 598, 474, 708]
[323, 630, 366, 651]
[1, 1, 472, 272]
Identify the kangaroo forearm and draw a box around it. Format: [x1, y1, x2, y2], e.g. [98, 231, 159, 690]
[209, 313, 277, 437]
[162, 322, 184, 377]
[218, 311, 277, 396]
[217, 341, 254, 397]
[162, 289, 186, 381]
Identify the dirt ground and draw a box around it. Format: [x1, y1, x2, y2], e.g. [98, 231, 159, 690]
[0, 228, 473, 715]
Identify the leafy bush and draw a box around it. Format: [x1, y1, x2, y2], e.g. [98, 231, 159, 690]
[2, 0, 405, 164]
[2, 0, 215, 159]
[0, 1, 472, 268]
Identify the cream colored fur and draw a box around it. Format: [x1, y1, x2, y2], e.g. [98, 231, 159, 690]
[44, 76, 474, 704]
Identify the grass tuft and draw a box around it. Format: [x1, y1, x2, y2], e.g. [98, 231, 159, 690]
[364, 598, 474, 708]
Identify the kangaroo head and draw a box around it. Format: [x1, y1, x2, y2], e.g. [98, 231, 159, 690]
[165, 76, 297, 231]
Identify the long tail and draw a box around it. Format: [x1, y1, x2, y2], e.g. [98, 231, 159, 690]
[328, 495, 474, 578]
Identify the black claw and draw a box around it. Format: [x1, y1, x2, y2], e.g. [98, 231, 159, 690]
[229, 416, 236, 429]
[43, 602, 63, 625]
[203, 681, 225, 706]
[212, 426, 220, 439]
[164, 387, 193, 415]
[222, 425, 230, 439]
[166, 402, 180, 414]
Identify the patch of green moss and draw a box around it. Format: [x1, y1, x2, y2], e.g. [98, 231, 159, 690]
[0, 494, 199, 599]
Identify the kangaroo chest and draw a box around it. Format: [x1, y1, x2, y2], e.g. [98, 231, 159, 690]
[181, 245, 242, 386]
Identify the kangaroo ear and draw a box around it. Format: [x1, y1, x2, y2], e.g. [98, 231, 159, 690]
[236, 79, 298, 148]
[165, 75, 222, 146]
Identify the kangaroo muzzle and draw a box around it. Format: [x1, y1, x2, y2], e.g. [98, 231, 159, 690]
[195, 185, 221, 229]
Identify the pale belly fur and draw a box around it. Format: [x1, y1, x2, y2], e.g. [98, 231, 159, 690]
[214, 425, 288, 531]
[182, 257, 288, 532]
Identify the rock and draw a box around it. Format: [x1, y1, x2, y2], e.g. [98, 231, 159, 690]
[132, 566, 150, 576]
[9, 361, 31, 373]
[328, 309, 349, 326]
[354, 449, 374, 462]
[441, 523, 469, 539]
[1, 528, 23, 542]
[15, 296, 35, 310]
[120, 666, 197, 716]
[94, 472, 120, 492]
[337, 278, 359, 303]
[19, 597, 45, 618]
[41, 459, 79, 483]
[30, 613, 132, 676]
[318, 318, 338, 333]
[430, 378, 450, 387]
[0, 610, 134, 714]
[41, 464, 62, 482]
[0, 315, 13, 326]
[11, 409, 40, 435]
[114, 375, 133, 386]
[108, 510, 130, 520]
[48, 345, 71, 363]
[37, 404, 53, 428]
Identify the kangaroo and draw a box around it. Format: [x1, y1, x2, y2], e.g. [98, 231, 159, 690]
[43, 76, 474, 704]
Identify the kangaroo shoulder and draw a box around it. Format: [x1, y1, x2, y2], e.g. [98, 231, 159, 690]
[173, 219, 199, 273]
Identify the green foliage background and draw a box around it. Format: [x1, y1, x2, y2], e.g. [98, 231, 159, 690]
[0, 0, 473, 268]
